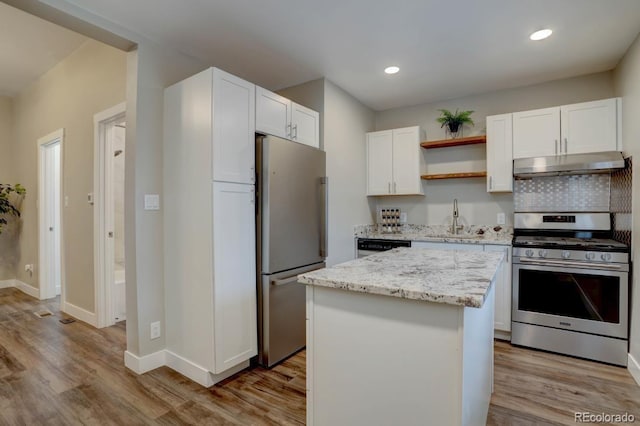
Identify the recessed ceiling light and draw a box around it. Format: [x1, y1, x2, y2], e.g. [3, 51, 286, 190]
[530, 29, 553, 41]
[384, 66, 400, 75]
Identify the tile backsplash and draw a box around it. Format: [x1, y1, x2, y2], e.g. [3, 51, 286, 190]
[611, 157, 632, 246]
[514, 174, 610, 212]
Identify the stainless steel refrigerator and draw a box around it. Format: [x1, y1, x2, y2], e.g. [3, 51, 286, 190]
[256, 135, 327, 367]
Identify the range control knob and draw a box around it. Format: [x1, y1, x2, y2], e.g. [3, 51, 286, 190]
[525, 249, 534, 257]
[538, 249, 548, 258]
[600, 253, 612, 262]
[585, 252, 596, 261]
[561, 251, 571, 259]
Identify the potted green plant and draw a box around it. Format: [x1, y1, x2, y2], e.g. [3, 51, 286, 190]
[0, 184, 25, 234]
[436, 108, 474, 139]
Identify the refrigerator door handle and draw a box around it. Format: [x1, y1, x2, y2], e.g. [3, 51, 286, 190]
[320, 176, 328, 258]
[271, 275, 300, 286]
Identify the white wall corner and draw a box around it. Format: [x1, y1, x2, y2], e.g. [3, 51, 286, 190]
[124, 349, 166, 374]
[0, 279, 15, 289]
[62, 301, 98, 327]
[628, 353, 640, 387]
[14, 280, 40, 299]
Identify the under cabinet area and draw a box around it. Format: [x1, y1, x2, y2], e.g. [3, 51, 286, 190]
[256, 86, 320, 148]
[513, 98, 621, 159]
[366, 126, 423, 196]
[412, 241, 512, 337]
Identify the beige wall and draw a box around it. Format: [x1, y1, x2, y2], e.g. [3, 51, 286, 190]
[323, 80, 376, 265]
[374, 72, 615, 226]
[12, 39, 127, 309]
[0, 96, 16, 280]
[613, 33, 640, 368]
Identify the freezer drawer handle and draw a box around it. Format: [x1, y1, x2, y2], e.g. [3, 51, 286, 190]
[320, 176, 328, 258]
[271, 275, 300, 286]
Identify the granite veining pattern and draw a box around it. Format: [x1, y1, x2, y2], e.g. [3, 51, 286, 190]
[298, 247, 504, 308]
[354, 224, 513, 245]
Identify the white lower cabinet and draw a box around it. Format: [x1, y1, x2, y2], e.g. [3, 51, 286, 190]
[412, 241, 511, 337]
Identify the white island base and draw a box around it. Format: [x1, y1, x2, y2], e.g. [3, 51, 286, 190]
[306, 284, 495, 426]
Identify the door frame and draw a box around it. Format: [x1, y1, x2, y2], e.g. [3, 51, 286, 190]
[94, 102, 126, 328]
[38, 129, 65, 301]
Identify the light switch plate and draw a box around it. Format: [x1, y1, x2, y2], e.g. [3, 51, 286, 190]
[497, 212, 506, 225]
[144, 194, 160, 210]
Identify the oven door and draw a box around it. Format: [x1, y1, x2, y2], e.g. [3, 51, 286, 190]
[512, 259, 628, 339]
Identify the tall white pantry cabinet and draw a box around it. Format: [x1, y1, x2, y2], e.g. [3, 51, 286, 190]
[163, 68, 258, 387]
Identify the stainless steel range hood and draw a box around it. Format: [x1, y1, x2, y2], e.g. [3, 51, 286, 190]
[513, 151, 625, 177]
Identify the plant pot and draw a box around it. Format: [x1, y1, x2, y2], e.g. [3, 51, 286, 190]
[446, 123, 462, 139]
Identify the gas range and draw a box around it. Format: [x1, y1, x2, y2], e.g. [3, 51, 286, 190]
[511, 211, 630, 366]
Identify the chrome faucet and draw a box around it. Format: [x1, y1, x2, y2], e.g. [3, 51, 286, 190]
[451, 199, 463, 234]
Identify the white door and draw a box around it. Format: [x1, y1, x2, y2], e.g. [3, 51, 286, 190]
[561, 98, 619, 154]
[512, 107, 560, 159]
[111, 122, 126, 322]
[366, 130, 393, 195]
[486, 114, 513, 192]
[391, 126, 422, 195]
[212, 182, 257, 373]
[291, 102, 320, 148]
[212, 68, 256, 184]
[255, 86, 291, 139]
[39, 132, 63, 300]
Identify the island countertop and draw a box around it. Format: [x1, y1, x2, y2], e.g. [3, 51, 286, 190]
[298, 247, 504, 308]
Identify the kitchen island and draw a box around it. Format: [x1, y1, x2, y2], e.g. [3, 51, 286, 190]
[298, 247, 504, 426]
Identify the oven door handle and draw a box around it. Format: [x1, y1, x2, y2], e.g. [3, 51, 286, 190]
[518, 257, 623, 270]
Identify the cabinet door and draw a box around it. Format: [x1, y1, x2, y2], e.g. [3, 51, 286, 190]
[484, 245, 511, 334]
[212, 68, 256, 184]
[486, 114, 513, 192]
[256, 86, 291, 139]
[366, 130, 393, 195]
[212, 182, 257, 373]
[392, 126, 423, 195]
[292, 102, 320, 148]
[561, 98, 619, 155]
[512, 107, 560, 159]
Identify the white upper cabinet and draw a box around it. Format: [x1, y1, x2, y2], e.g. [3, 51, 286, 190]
[212, 68, 256, 184]
[486, 113, 513, 192]
[561, 98, 620, 154]
[291, 102, 320, 148]
[366, 130, 394, 195]
[255, 87, 291, 139]
[512, 98, 621, 159]
[512, 107, 560, 159]
[366, 126, 423, 196]
[255, 86, 320, 149]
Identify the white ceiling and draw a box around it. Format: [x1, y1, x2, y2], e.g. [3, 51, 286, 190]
[0, 2, 87, 97]
[7, 0, 640, 110]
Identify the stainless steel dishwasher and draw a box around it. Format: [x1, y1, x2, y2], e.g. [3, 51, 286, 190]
[357, 238, 411, 258]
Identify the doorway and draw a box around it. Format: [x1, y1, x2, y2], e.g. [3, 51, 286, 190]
[38, 129, 63, 301]
[94, 103, 126, 327]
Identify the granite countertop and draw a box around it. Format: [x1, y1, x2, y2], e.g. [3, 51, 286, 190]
[354, 224, 513, 245]
[298, 247, 504, 308]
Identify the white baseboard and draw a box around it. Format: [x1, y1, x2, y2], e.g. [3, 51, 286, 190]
[628, 353, 640, 387]
[164, 350, 249, 388]
[15, 280, 40, 299]
[124, 350, 166, 374]
[494, 330, 511, 341]
[62, 301, 97, 327]
[0, 279, 14, 289]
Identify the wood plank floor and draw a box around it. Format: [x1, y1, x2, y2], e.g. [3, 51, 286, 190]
[1, 287, 638, 425]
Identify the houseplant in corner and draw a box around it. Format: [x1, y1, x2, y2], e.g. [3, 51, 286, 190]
[436, 108, 474, 139]
[0, 184, 26, 235]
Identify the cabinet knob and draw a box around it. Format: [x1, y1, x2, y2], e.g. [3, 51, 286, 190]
[564, 137, 568, 153]
[292, 124, 298, 139]
[489, 176, 493, 189]
[555, 139, 558, 154]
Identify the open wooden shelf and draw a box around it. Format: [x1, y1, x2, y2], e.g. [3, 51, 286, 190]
[421, 171, 487, 180]
[420, 135, 486, 149]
